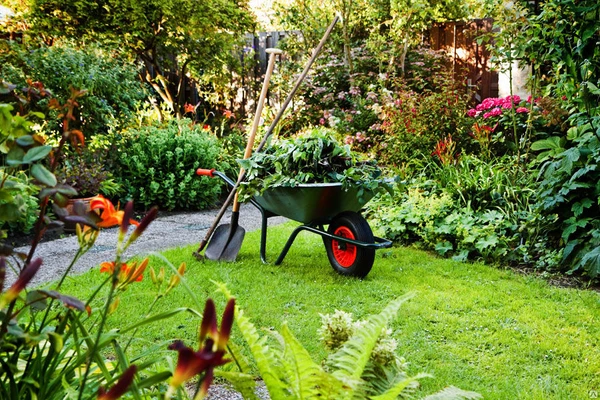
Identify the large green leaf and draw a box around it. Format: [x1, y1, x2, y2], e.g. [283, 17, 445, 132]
[31, 164, 57, 187]
[23, 146, 53, 164]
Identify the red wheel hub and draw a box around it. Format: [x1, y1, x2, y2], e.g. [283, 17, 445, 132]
[332, 226, 357, 268]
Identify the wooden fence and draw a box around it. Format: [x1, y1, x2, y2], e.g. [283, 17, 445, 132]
[427, 19, 498, 103]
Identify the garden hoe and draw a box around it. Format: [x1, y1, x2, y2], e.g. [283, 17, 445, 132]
[193, 14, 340, 261]
[204, 48, 283, 261]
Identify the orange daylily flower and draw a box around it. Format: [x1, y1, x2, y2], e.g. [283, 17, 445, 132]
[100, 258, 148, 287]
[90, 195, 139, 229]
[184, 103, 196, 114]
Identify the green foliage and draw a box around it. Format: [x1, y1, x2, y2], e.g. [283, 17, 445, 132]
[216, 283, 481, 399]
[534, 115, 600, 277]
[237, 127, 390, 202]
[25, 0, 256, 115]
[0, 85, 218, 399]
[507, 0, 600, 113]
[0, 98, 47, 238]
[112, 120, 225, 211]
[368, 156, 540, 265]
[377, 67, 473, 169]
[1, 42, 147, 136]
[0, 170, 40, 236]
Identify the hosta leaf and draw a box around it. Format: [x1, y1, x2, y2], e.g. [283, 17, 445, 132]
[16, 135, 35, 147]
[6, 146, 25, 165]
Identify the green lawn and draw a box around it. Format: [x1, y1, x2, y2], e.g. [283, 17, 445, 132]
[57, 222, 600, 399]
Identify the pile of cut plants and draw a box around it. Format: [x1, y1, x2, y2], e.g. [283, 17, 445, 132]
[237, 127, 394, 202]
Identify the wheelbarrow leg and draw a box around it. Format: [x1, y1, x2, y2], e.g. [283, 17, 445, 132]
[259, 208, 269, 264]
[274, 225, 306, 265]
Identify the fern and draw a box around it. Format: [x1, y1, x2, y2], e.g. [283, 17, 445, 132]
[214, 284, 479, 400]
[216, 283, 289, 398]
[279, 323, 345, 399]
[326, 293, 415, 392]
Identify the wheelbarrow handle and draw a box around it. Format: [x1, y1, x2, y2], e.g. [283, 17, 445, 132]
[196, 168, 215, 177]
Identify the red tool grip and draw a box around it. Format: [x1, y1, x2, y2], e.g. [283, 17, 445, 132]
[196, 168, 215, 177]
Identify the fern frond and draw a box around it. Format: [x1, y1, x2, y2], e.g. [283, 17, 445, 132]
[361, 359, 413, 397]
[280, 322, 346, 399]
[214, 282, 289, 399]
[214, 370, 261, 400]
[231, 307, 289, 398]
[327, 294, 415, 391]
[422, 386, 483, 400]
[369, 372, 430, 400]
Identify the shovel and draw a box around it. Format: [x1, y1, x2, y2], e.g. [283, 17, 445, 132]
[193, 14, 340, 260]
[204, 48, 283, 261]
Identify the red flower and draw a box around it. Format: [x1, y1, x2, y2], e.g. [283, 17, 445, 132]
[97, 365, 137, 400]
[168, 298, 235, 391]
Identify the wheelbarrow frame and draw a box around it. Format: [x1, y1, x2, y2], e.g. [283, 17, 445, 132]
[208, 170, 392, 276]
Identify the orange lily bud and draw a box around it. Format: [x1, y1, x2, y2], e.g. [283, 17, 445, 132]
[157, 267, 165, 285]
[108, 296, 120, 314]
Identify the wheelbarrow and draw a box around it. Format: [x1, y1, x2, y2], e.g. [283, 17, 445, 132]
[196, 168, 392, 278]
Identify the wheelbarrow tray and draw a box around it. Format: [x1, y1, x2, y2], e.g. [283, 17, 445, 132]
[254, 183, 374, 224]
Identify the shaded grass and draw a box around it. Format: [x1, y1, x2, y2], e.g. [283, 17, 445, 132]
[57, 222, 600, 399]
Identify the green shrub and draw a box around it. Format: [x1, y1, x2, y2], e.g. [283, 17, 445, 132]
[112, 120, 226, 211]
[1, 42, 147, 136]
[368, 156, 539, 265]
[534, 114, 600, 278]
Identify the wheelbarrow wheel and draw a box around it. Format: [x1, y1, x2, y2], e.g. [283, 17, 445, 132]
[324, 211, 375, 278]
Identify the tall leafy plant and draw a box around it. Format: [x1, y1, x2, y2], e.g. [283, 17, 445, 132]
[534, 116, 600, 278]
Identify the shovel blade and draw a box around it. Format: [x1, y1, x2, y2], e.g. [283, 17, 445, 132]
[205, 224, 246, 262]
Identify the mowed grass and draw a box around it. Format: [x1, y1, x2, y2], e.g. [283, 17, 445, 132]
[56, 222, 600, 399]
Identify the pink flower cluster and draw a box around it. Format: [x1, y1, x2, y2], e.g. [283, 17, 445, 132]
[467, 95, 530, 119]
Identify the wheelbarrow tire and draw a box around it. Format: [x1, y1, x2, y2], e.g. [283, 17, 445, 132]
[324, 211, 375, 278]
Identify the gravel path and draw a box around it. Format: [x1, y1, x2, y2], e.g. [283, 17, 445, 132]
[9, 204, 287, 287]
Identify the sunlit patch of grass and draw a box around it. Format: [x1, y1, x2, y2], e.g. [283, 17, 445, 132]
[58, 222, 600, 399]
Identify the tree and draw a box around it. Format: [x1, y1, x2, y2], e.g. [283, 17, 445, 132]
[26, 0, 256, 117]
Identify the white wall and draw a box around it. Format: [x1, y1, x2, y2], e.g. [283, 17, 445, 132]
[498, 60, 531, 98]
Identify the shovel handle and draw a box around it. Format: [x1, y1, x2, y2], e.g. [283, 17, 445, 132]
[196, 168, 215, 177]
[194, 15, 339, 255]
